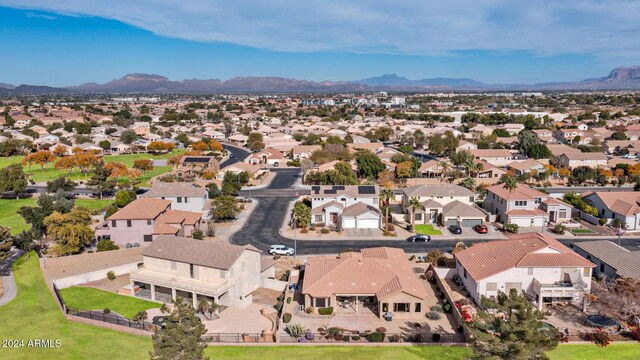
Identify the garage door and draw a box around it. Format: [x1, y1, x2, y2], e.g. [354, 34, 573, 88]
[342, 218, 356, 228]
[357, 219, 379, 229]
[446, 218, 459, 227]
[509, 217, 532, 227]
[461, 219, 483, 227]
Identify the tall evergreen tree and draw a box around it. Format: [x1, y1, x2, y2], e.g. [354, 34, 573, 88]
[0, 225, 13, 262]
[470, 289, 561, 360]
[150, 297, 208, 360]
[87, 162, 116, 199]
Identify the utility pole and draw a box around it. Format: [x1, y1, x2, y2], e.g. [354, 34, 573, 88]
[293, 211, 297, 258]
[618, 224, 622, 245]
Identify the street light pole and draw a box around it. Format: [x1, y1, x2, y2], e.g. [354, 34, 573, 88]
[293, 211, 297, 258]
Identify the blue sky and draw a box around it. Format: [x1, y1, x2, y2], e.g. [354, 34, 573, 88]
[0, 1, 638, 87]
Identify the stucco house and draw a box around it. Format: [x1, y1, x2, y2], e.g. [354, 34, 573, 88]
[455, 233, 595, 310]
[140, 182, 210, 218]
[302, 247, 429, 319]
[310, 185, 381, 229]
[175, 156, 220, 178]
[472, 149, 517, 166]
[401, 185, 484, 227]
[557, 152, 607, 168]
[581, 191, 640, 229]
[95, 198, 202, 247]
[572, 241, 640, 280]
[130, 235, 274, 308]
[483, 184, 572, 227]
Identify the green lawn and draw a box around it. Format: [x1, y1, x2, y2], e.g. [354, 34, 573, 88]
[0, 149, 184, 184]
[1, 254, 638, 360]
[571, 229, 596, 234]
[59, 286, 161, 319]
[0, 253, 152, 360]
[415, 224, 443, 235]
[0, 198, 113, 235]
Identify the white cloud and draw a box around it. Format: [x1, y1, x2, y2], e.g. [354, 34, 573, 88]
[3, 0, 640, 59]
[25, 11, 56, 20]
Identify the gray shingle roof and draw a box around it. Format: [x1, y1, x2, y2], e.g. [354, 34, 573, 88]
[573, 240, 640, 280]
[141, 182, 207, 198]
[403, 184, 474, 198]
[142, 235, 260, 270]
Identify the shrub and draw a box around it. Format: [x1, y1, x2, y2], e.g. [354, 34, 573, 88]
[411, 333, 424, 343]
[191, 229, 204, 240]
[282, 313, 292, 323]
[375, 327, 387, 333]
[352, 335, 361, 341]
[387, 223, 395, 231]
[427, 311, 441, 320]
[317, 327, 326, 333]
[274, 301, 283, 312]
[286, 297, 292, 304]
[287, 324, 306, 338]
[457, 325, 464, 333]
[320, 228, 330, 234]
[277, 293, 285, 302]
[300, 228, 308, 233]
[443, 304, 452, 313]
[598, 218, 608, 226]
[305, 307, 314, 314]
[103, 308, 111, 314]
[409, 255, 416, 261]
[327, 327, 341, 336]
[586, 328, 611, 347]
[553, 224, 566, 235]
[318, 307, 333, 315]
[309, 225, 316, 231]
[97, 240, 119, 252]
[430, 304, 443, 313]
[106, 271, 116, 281]
[305, 329, 314, 341]
[370, 332, 385, 342]
[432, 333, 441, 342]
[389, 334, 401, 342]
[504, 223, 519, 233]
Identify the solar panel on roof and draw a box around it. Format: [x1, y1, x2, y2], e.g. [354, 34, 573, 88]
[324, 189, 337, 194]
[358, 185, 376, 194]
[183, 157, 210, 163]
[333, 185, 345, 190]
[311, 186, 320, 194]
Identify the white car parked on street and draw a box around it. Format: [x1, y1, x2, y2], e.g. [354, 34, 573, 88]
[268, 245, 294, 256]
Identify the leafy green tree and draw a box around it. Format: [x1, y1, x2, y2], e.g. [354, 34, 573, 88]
[151, 297, 208, 360]
[87, 162, 116, 199]
[19, 191, 74, 235]
[97, 239, 119, 252]
[119, 129, 137, 144]
[247, 132, 265, 152]
[115, 189, 137, 208]
[398, 145, 413, 154]
[209, 195, 240, 220]
[460, 177, 476, 190]
[0, 164, 28, 198]
[0, 225, 12, 262]
[492, 128, 510, 137]
[356, 152, 385, 179]
[98, 140, 111, 150]
[470, 289, 560, 360]
[206, 183, 221, 199]
[221, 172, 242, 195]
[293, 201, 311, 228]
[428, 134, 445, 154]
[526, 144, 552, 159]
[44, 207, 94, 256]
[46, 176, 76, 193]
[610, 131, 627, 140]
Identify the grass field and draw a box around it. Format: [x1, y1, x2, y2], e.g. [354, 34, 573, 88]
[571, 229, 596, 234]
[0, 149, 183, 184]
[2, 253, 639, 360]
[59, 286, 161, 319]
[0, 198, 114, 235]
[415, 224, 443, 235]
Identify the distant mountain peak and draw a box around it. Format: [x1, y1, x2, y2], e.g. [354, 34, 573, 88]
[120, 73, 170, 82]
[605, 66, 640, 82]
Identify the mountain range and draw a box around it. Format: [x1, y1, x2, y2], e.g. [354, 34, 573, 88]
[2, 66, 640, 94]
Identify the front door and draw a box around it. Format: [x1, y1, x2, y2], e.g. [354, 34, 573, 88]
[549, 211, 556, 222]
[330, 213, 338, 225]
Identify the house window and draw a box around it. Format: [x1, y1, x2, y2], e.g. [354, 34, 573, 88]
[415, 303, 421, 312]
[127, 220, 132, 227]
[170, 261, 177, 270]
[486, 282, 498, 291]
[177, 197, 182, 203]
[469, 196, 474, 203]
[314, 215, 323, 223]
[393, 303, 410, 312]
[528, 268, 534, 275]
[583, 268, 590, 277]
[190, 264, 198, 279]
[415, 213, 423, 221]
[463, 268, 467, 279]
[184, 197, 188, 203]
[559, 210, 567, 219]
[147, 219, 152, 225]
[111, 220, 117, 228]
[143, 235, 153, 242]
[600, 263, 605, 272]
[515, 201, 527, 207]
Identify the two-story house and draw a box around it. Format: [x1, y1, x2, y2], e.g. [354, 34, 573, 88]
[401, 184, 485, 227]
[557, 152, 607, 169]
[95, 198, 202, 247]
[483, 184, 572, 227]
[310, 185, 381, 229]
[140, 182, 209, 218]
[175, 156, 220, 179]
[130, 235, 274, 308]
[455, 233, 595, 310]
[472, 149, 516, 167]
[581, 191, 640, 229]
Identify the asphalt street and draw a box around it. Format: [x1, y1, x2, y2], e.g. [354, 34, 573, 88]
[229, 170, 640, 255]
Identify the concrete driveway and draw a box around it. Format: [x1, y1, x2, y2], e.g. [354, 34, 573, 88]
[0, 249, 23, 307]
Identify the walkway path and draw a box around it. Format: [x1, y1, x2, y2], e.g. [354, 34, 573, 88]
[0, 248, 23, 307]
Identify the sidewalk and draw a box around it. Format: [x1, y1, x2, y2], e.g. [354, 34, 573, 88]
[0, 248, 23, 307]
[212, 199, 259, 242]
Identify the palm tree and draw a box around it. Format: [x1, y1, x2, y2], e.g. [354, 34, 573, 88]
[380, 188, 395, 233]
[197, 298, 210, 320]
[408, 196, 425, 232]
[502, 176, 518, 219]
[452, 241, 467, 255]
[426, 249, 444, 267]
[133, 310, 148, 324]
